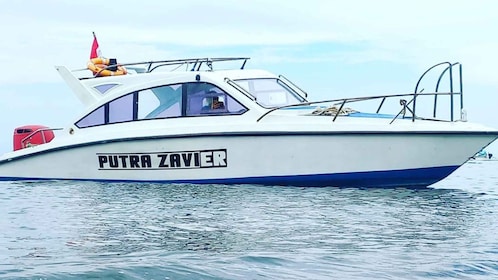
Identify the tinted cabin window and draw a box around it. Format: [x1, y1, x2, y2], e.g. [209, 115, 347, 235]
[75, 82, 246, 128]
[94, 83, 119, 94]
[185, 82, 246, 116]
[76, 94, 135, 128]
[75, 106, 105, 128]
[109, 94, 134, 123]
[139, 85, 182, 119]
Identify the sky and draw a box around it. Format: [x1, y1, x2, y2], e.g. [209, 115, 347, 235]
[1, 0, 498, 154]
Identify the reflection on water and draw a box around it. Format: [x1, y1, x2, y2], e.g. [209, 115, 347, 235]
[1, 162, 498, 279]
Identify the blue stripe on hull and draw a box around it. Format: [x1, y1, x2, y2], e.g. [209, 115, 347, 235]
[0, 165, 460, 188]
[212, 165, 460, 187]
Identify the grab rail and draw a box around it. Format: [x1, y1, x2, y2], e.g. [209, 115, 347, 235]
[224, 77, 257, 101]
[278, 75, 308, 99]
[124, 57, 249, 73]
[433, 63, 462, 119]
[256, 92, 455, 122]
[21, 128, 63, 148]
[74, 57, 251, 76]
[412, 62, 462, 121]
[257, 61, 464, 124]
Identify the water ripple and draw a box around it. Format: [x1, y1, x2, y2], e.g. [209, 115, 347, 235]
[1, 162, 498, 279]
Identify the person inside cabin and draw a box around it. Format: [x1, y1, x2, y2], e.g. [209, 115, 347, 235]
[201, 96, 225, 112]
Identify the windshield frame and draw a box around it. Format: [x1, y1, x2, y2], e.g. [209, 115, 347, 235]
[233, 78, 306, 108]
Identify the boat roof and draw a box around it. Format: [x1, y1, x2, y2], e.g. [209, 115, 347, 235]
[56, 57, 279, 107]
[54, 57, 471, 126]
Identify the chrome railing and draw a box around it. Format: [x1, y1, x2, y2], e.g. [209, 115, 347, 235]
[75, 57, 251, 76]
[257, 62, 464, 124]
[119, 57, 249, 73]
[21, 128, 63, 148]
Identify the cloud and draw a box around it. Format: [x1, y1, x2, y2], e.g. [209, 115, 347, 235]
[0, 0, 498, 152]
[1, 0, 496, 88]
[1, 1, 497, 72]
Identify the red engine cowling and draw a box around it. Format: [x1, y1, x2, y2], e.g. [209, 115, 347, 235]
[13, 125, 55, 151]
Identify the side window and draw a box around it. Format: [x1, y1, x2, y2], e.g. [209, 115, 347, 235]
[139, 85, 182, 119]
[75, 106, 105, 128]
[76, 93, 135, 128]
[186, 82, 247, 116]
[109, 93, 134, 123]
[94, 83, 120, 94]
[75, 82, 245, 128]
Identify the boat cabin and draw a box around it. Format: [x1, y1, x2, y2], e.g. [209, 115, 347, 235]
[67, 58, 307, 129]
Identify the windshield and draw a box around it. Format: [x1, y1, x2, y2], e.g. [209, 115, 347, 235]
[234, 78, 305, 108]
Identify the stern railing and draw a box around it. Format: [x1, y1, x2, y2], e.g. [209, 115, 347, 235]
[21, 128, 63, 149]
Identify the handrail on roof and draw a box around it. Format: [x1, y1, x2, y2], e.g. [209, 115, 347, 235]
[96, 57, 250, 73]
[144, 57, 250, 72]
[74, 57, 250, 77]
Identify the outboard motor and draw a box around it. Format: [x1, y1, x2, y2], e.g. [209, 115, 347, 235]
[13, 125, 55, 151]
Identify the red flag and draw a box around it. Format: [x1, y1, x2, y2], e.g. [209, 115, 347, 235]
[90, 32, 101, 59]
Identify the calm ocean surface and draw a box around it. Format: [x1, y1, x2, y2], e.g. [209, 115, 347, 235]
[1, 161, 497, 280]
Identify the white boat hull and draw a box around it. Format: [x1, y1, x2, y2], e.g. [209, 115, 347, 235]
[2, 58, 498, 188]
[0, 131, 494, 187]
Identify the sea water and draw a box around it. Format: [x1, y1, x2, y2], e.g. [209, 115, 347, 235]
[0, 161, 497, 279]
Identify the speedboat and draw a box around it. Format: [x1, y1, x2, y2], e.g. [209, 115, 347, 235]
[0, 58, 497, 187]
